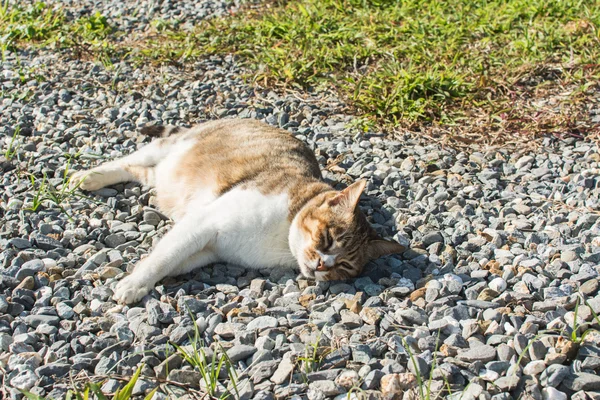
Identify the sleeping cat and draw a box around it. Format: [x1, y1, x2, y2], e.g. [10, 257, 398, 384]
[69, 119, 406, 304]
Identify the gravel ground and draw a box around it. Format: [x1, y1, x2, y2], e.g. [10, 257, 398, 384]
[18, 0, 242, 33]
[2, 2, 600, 400]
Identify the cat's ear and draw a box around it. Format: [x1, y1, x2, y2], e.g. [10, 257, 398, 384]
[329, 180, 366, 210]
[367, 238, 406, 259]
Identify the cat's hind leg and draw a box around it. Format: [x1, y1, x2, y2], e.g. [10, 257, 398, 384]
[69, 137, 174, 191]
[112, 212, 218, 304]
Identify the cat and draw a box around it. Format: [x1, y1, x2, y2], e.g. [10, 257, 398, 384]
[69, 119, 406, 304]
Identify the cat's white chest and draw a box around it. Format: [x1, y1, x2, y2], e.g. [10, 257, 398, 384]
[198, 188, 297, 269]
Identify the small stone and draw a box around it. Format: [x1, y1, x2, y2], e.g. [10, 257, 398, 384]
[101, 379, 121, 394]
[335, 370, 360, 389]
[143, 210, 162, 226]
[56, 302, 75, 319]
[562, 372, 600, 391]
[457, 345, 496, 363]
[395, 308, 427, 325]
[514, 334, 529, 355]
[155, 354, 183, 379]
[214, 323, 244, 339]
[362, 370, 385, 390]
[478, 288, 499, 301]
[561, 250, 578, 262]
[529, 340, 547, 361]
[226, 345, 257, 362]
[246, 316, 278, 331]
[32, 233, 62, 250]
[308, 381, 343, 396]
[515, 155, 534, 169]
[523, 360, 546, 376]
[545, 353, 567, 366]
[16, 259, 45, 280]
[132, 379, 155, 396]
[320, 347, 351, 369]
[407, 356, 430, 378]
[0, 333, 13, 351]
[95, 357, 117, 375]
[542, 387, 567, 400]
[36, 363, 71, 378]
[169, 326, 195, 344]
[250, 279, 266, 294]
[495, 375, 520, 391]
[17, 276, 35, 290]
[360, 307, 383, 325]
[95, 188, 119, 197]
[352, 344, 372, 364]
[10, 369, 37, 390]
[489, 277, 507, 293]
[25, 315, 60, 327]
[105, 234, 127, 248]
[98, 266, 123, 279]
[422, 232, 444, 246]
[271, 353, 294, 384]
[380, 373, 417, 396]
[168, 369, 201, 389]
[541, 364, 569, 387]
[513, 203, 531, 215]
[8, 238, 31, 249]
[299, 294, 316, 307]
[341, 310, 363, 327]
[580, 279, 599, 296]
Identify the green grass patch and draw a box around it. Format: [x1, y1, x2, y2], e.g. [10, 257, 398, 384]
[0, 1, 113, 63]
[21, 364, 157, 400]
[2, 0, 599, 138]
[160, 0, 600, 125]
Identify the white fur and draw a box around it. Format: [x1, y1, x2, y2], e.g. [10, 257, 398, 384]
[153, 138, 218, 220]
[288, 216, 337, 280]
[316, 250, 337, 267]
[113, 188, 296, 303]
[289, 213, 320, 279]
[72, 135, 301, 304]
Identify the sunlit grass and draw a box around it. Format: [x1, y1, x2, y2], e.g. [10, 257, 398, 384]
[2, 0, 599, 139]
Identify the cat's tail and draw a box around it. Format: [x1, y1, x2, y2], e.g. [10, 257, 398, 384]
[140, 125, 183, 138]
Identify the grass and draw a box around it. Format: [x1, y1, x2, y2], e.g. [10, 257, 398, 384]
[569, 297, 595, 344]
[3, 126, 20, 160]
[505, 296, 600, 379]
[146, 0, 600, 141]
[24, 162, 86, 219]
[21, 365, 157, 400]
[560, 297, 600, 348]
[2, 1, 599, 144]
[170, 312, 239, 399]
[401, 332, 451, 400]
[0, 1, 114, 64]
[297, 335, 323, 376]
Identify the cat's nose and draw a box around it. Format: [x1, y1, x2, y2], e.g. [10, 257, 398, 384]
[316, 259, 328, 271]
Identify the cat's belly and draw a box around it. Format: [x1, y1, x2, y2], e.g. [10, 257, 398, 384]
[202, 188, 298, 269]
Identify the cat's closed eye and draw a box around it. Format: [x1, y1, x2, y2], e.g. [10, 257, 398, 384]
[322, 230, 334, 250]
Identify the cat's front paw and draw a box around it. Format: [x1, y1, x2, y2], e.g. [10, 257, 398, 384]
[69, 170, 105, 191]
[113, 274, 152, 304]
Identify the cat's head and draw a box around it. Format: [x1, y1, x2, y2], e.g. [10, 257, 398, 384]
[289, 180, 406, 281]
